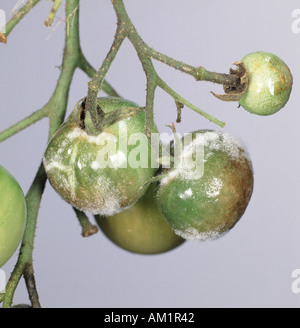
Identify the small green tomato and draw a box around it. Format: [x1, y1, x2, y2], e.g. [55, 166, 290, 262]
[156, 130, 254, 241]
[95, 184, 185, 255]
[0, 166, 27, 268]
[239, 51, 293, 115]
[43, 97, 158, 216]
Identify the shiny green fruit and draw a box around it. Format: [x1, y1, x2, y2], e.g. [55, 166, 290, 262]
[95, 184, 185, 255]
[156, 130, 254, 241]
[239, 51, 293, 115]
[0, 166, 27, 268]
[43, 97, 158, 216]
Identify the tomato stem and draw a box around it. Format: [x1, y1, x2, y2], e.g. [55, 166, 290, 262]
[157, 77, 225, 128]
[111, 0, 229, 130]
[1, 0, 120, 308]
[0, 108, 48, 143]
[84, 23, 127, 135]
[78, 54, 121, 98]
[1, 0, 41, 43]
[1, 0, 121, 308]
[83, 0, 232, 136]
[73, 208, 99, 238]
[44, 0, 63, 27]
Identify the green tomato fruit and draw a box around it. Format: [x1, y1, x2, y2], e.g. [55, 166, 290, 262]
[43, 97, 158, 216]
[95, 184, 185, 254]
[239, 51, 293, 115]
[156, 130, 254, 241]
[0, 166, 27, 268]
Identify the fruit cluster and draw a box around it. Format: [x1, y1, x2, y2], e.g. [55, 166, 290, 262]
[43, 97, 255, 254]
[41, 52, 292, 255]
[0, 52, 293, 266]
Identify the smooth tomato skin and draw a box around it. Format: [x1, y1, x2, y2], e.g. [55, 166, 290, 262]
[43, 97, 158, 216]
[0, 166, 27, 268]
[156, 130, 254, 241]
[95, 184, 185, 255]
[239, 51, 293, 115]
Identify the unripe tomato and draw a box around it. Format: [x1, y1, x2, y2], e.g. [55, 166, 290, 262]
[156, 130, 254, 241]
[43, 97, 158, 216]
[239, 51, 293, 115]
[0, 166, 27, 268]
[95, 184, 185, 254]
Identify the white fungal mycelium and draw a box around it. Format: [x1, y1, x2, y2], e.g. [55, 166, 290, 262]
[160, 131, 250, 185]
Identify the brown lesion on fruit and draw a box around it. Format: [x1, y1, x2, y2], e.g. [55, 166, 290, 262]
[222, 157, 254, 230]
[269, 65, 286, 95]
[211, 62, 249, 102]
[282, 68, 293, 92]
[271, 62, 293, 94]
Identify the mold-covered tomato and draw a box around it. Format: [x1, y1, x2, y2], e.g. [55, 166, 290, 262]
[43, 97, 158, 216]
[156, 130, 254, 241]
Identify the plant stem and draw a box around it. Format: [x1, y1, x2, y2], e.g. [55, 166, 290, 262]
[44, 0, 63, 27]
[78, 54, 121, 97]
[84, 22, 127, 135]
[1, 0, 123, 308]
[135, 44, 239, 86]
[0, 108, 48, 143]
[126, 33, 239, 86]
[157, 77, 225, 128]
[1, 0, 41, 42]
[2, 163, 47, 308]
[196, 67, 239, 85]
[111, 0, 239, 86]
[112, 0, 158, 136]
[0, 49, 121, 145]
[111, 0, 228, 128]
[24, 263, 40, 308]
[1, 0, 81, 308]
[134, 53, 157, 138]
[73, 208, 98, 238]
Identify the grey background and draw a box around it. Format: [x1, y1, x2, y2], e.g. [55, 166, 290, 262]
[1, 0, 300, 308]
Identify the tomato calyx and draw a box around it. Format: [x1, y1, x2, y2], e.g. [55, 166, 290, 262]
[77, 98, 105, 133]
[72, 98, 145, 136]
[211, 61, 249, 102]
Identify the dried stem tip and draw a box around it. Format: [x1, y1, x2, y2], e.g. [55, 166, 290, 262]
[0, 33, 7, 44]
